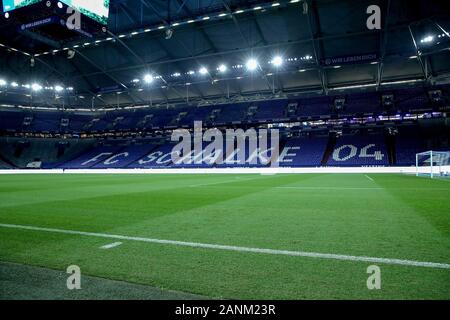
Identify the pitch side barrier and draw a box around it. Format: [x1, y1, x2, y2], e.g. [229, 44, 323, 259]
[1, 167, 444, 175]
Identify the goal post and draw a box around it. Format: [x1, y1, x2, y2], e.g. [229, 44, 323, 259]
[416, 151, 450, 178]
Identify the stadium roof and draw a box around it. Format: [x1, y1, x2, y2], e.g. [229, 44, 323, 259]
[0, 0, 449, 109]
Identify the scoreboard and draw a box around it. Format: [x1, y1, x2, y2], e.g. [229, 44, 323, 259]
[3, 0, 41, 12]
[1, 0, 110, 42]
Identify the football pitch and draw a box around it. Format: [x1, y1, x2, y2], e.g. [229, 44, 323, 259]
[0, 173, 449, 299]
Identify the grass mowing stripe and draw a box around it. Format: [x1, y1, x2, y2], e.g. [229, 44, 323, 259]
[189, 176, 263, 188]
[1, 223, 449, 270]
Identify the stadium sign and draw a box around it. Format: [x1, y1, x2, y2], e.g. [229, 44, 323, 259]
[322, 53, 378, 66]
[171, 121, 280, 167]
[18, 16, 58, 31]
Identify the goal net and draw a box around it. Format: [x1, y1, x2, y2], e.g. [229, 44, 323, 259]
[416, 151, 450, 178]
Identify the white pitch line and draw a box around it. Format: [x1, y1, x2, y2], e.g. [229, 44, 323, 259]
[100, 242, 122, 249]
[365, 175, 374, 182]
[276, 186, 383, 190]
[0, 223, 449, 270]
[276, 186, 449, 191]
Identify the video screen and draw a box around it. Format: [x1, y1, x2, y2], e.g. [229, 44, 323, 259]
[60, 0, 110, 25]
[2, 0, 41, 12]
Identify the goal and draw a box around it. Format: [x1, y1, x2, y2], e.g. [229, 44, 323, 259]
[416, 151, 450, 178]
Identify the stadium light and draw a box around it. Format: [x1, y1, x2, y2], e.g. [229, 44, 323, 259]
[54, 85, 64, 92]
[0, 79, 6, 86]
[271, 56, 284, 67]
[218, 64, 227, 73]
[420, 35, 434, 43]
[144, 74, 154, 83]
[31, 83, 43, 91]
[11, 82, 19, 87]
[199, 67, 208, 75]
[246, 58, 259, 71]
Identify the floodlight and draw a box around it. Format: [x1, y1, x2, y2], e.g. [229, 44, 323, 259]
[0, 79, 6, 86]
[246, 58, 258, 71]
[420, 35, 434, 43]
[31, 83, 43, 91]
[199, 67, 208, 75]
[144, 74, 154, 83]
[11, 82, 19, 87]
[271, 56, 283, 67]
[54, 85, 64, 92]
[218, 64, 227, 73]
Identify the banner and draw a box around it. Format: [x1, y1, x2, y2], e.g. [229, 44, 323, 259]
[322, 53, 378, 66]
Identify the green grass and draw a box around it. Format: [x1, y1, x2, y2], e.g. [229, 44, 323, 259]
[0, 173, 449, 299]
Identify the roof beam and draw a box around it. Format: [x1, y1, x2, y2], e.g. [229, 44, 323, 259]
[175, 0, 218, 53]
[377, 0, 391, 89]
[307, 0, 328, 94]
[32, 56, 107, 104]
[155, 39, 203, 101]
[407, 25, 429, 81]
[72, 27, 389, 79]
[72, 49, 144, 104]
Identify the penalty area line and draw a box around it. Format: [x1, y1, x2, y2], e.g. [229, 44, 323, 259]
[0, 223, 449, 270]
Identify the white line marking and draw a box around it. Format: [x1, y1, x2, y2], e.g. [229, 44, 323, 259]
[100, 242, 122, 249]
[276, 186, 449, 191]
[277, 186, 383, 190]
[365, 175, 374, 182]
[0, 223, 449, 269]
